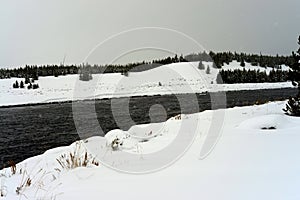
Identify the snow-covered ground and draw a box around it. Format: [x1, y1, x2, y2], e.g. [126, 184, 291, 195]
[0, 61, 294, 106]
[1, 101, 300, 200]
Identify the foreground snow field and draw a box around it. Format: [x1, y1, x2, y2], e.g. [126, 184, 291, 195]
[0, 61, 293, 106]
[1, 101, 300, 200]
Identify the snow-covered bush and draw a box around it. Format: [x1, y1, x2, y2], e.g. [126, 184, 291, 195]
[105, 130, 129, 151]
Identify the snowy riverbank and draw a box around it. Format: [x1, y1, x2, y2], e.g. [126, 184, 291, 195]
[1, 101, 300, 199]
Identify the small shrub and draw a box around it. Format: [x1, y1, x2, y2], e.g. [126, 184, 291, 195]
[15, 169, 34, 196]
[123, 71, 129, 77]
[25, 177, 31, 187]
[56, 141, 99, 170]
[32, 84, 39, 89]
[174, 114, 181, 120]
[111, 138, 123, 151]
[8, 160, 16, 175]
[261, 126, 276, 130]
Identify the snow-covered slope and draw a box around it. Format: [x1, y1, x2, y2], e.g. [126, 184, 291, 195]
[0, 62, 294, 106]
[1, 101, 300, 200]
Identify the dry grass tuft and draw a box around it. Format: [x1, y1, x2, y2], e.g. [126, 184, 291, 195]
[16, 170, 31, 195]
[8, 160, 16, 175]
[56, 141, 99, 170]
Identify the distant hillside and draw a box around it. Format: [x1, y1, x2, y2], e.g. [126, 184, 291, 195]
[0, 61, 294, 106]
[0, 51, 294, 80]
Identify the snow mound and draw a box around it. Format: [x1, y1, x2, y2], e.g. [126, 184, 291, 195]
[104, 129, 135, 150]
[238, 114, 297, 130]
[104, 117, 180, 154]
[128, 122, 166, 141]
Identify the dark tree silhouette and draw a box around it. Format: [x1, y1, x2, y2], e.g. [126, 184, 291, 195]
[240, 58, 246, 67]
[283, 35, 300, 116]
[32, 84, 39, 89]
[0, 52, 295, 79]
[206, 66, 211, 74]
[20, 81, 25, 88]
[25, 77, 30, 84]
[198, 61, 205, 70]
[79, 64, 93, 81]
[27, 83, 32, 89]
[13, 80, 19, 88]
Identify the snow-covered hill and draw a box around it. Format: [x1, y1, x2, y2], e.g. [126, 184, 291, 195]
[0, 61, 294, 106]
[1, 101, 300, 199]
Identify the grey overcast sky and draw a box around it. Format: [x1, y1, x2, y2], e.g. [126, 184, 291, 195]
[0, 0, 299, 67]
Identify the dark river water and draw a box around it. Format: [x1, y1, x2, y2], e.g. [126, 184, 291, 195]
[0, 88, 297, 167]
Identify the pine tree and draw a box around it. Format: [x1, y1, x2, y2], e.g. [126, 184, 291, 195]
[216, 72, 223, 84]
[290, 35, 300, 95]
[27, 83, 32, 89]
[79, 64, 93, 81]
[206, 66, 211, 74]
[54, 69, 59, 77]
[32, 72, 39, 80]
[240, 58, 246, 67]
[283, 35, 300, 116]
[25, 77, 30, 84]
[198, 61, 205, 70]
[15, 80, 19, 88]
[20, 81, 25, 88]
[13, 80, 19, 88]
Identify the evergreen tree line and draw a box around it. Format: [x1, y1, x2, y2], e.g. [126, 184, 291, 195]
[188, 51, 294, 68]
[219, 69, 290, 84]
[0, 55, 188, 80]
[0, 51, 293, 80]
